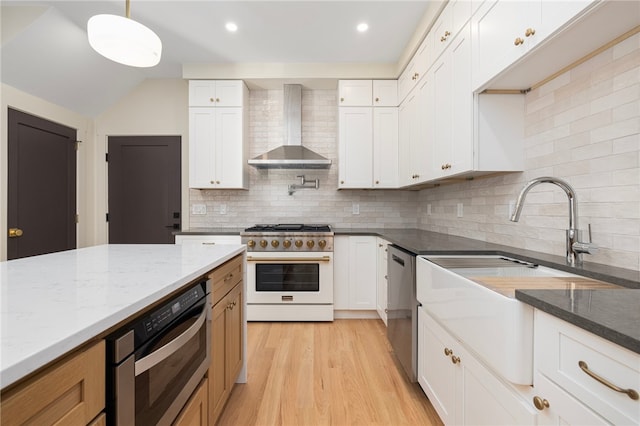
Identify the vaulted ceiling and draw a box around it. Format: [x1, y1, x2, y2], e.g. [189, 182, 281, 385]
[1, 1, 436, 116]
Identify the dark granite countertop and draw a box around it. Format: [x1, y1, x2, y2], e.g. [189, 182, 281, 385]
[516, 289, 640, 354]
[176, 226, 639, 351]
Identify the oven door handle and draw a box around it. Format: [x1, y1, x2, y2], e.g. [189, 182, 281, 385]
[246, 256, 331, 262]
[134, 306, 207, 376]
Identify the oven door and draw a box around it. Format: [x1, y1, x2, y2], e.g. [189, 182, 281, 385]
[113, 297, 210, 426]
[246, 251, 333, 304]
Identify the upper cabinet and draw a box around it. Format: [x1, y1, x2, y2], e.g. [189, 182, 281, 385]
[189, 80, 245, 107]
[339, 80, 398, 107]
[188, 80, 249, 189]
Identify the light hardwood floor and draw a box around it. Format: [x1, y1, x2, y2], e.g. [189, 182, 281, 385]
[217, 319, 443, 426]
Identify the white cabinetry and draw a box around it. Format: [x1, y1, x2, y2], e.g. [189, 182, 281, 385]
[333, 236, 377, 314]
[373, 80, 398, 107]
[188, 80, 249, 189]
[338, 84, 398, 189]
[472, 0, 594, 90]
[418, 307, 536, 425]
[533, 310, 639, 425]
[398, 79, 429, 186]
[376, 238, 390, 325]
[189, 80, 245, 107]
[338, 80, 373, 106]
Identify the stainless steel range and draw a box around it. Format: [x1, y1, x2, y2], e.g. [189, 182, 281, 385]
[241, 224, 334, 321]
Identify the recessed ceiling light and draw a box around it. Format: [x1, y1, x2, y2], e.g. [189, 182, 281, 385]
[357, 23, 369, 32]
[226, 22, 238, 32]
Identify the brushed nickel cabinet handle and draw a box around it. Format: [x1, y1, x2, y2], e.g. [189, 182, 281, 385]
[578, 360, 639, 400]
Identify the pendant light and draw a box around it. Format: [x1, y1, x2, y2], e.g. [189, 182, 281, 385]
[87, 0, 162, 67]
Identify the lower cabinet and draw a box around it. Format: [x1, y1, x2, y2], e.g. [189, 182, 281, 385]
[173, 378, 209, 426]
[209, 255, 244, 425]
[418, 307, 535, 425]
[376, 238, 390, 325]
[1, 340, 105, 426]
[333, 236, 377, 312]
[533, 310, 639, 425]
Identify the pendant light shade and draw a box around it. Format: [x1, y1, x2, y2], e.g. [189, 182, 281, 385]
[87, 2, 161, 68]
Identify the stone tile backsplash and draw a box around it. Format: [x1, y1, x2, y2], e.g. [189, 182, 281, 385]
[191, 33, 639, 271]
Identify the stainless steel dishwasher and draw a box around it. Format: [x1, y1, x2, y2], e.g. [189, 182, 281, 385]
[387, 244, 417, 382]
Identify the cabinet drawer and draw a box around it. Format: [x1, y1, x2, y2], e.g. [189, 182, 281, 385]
[210, 254, 243, 305]
[1, 340, 105, 426]
[535, 310, 639, 425]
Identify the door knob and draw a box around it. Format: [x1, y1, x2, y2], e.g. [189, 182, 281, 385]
[8, 228, 23, 238]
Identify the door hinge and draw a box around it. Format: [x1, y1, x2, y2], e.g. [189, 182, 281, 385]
[75, 214, 79, 224]
[106, 213, 110, 222]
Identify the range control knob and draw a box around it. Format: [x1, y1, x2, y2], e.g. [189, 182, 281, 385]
[318, 240, 327, 249]
[295, 240, 303, 248]
[283, 240, 292, 248]
[271, 240, 280, 248]
[307, 240, 315, 248]
[260, 240, 268, 248]
[247, 240, 256, 248]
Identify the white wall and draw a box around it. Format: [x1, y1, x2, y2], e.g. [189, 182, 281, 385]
[94, 78, 189, 242]
[0, 83, 94, 261]
[417, 33, 640, 271]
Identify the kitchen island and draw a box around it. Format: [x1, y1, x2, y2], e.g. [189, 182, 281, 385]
[0, 243, 245, 390]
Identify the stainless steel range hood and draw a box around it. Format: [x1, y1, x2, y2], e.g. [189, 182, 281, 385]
[248, 84, 331, 169]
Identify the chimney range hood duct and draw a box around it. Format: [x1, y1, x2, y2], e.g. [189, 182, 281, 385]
[248, 84, 331, 169]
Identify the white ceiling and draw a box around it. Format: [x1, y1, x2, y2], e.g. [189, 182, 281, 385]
[1, 1, 436, 116]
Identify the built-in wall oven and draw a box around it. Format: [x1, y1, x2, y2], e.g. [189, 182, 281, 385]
[241, 224, 334, 321]
[106, 279, 210, 426]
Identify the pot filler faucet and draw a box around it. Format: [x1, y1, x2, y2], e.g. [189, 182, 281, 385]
[510, 176, 597, 266]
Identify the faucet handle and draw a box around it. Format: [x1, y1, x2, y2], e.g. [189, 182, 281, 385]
[572, 241, 598, 255]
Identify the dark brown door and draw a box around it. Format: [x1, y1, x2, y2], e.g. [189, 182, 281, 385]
[7, 108, 77, 260]
[108, 136, 181, 244]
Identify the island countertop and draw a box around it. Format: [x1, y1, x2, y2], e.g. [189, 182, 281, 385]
[0, 243, 245, 390]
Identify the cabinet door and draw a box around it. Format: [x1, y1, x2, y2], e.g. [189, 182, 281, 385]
[215, 81, 244, 107]
[338, 107, 373, 188]
[534, 372, 609, 426]
[540, 1, 593, 39]
[338, 80, 373, 106]
[431, 2, 452, 61]
[413, 75, 431, 183]
[348, 236, 377, 310]
[418, 308, 457, 425]
[376, 238, 389, 325]
[373, 107, 398, 188]
[398, 95, 414, 187]
[174, 378, 208, 426]
[333, 236, 350, 310]
[210, 297, 230, 424]
[226, 285, 243, 389]
[472, 0, 540, 89]
[189, 108, 216, 188]
[189, 81, 217, 107]
[397, 59, 416, 105]
[215, 107, 244, 188]
[459, 343, 536, 425]
[430, 23, 473, 179]
[372, 80, 398, 106]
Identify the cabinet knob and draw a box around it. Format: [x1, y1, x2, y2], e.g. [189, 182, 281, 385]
[340, 180, 345, 184]
[215, 98, 220, 102]
[514, 37, 524, 46]
[451, 355, 461, 365]
[216, 180, 220, 184]
[209, 97, 215, 103]
[525, 28, 536, 37]
[532, 396, 550, 411]
[375, 180, 380, 184]
[210, 180, 215, 184]
[444, 347, 453, 356]
[340, 97, 344, 102]
[375, 97, 380, 103]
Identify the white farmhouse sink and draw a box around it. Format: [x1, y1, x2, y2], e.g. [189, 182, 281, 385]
[416, 255, 580, 386]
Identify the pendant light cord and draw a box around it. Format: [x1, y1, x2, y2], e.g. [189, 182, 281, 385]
[125, 0, 130, 19]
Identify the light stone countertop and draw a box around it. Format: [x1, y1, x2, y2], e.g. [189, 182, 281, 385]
[0, 243, 245, 389]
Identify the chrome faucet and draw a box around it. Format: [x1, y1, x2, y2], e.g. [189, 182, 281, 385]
[510, 176, 596, 266]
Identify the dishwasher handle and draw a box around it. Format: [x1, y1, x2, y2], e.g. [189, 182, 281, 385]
[392, 254, 405, 266]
